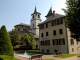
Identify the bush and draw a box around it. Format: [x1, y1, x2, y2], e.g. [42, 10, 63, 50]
[0, 25, 14, 56]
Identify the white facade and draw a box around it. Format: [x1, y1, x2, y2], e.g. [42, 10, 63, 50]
[30, 7, 42, 36]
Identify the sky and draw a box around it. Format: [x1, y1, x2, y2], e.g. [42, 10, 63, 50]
[0, 0, 66, 31]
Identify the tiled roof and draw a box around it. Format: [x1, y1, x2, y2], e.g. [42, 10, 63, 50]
[14, 23, 30, 27]
[46, 7, 53, 16]
[39, 13, 65, 25]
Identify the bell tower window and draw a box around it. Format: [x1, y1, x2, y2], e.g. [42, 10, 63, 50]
[33, 15, 34, 18]
[38, 15, 40, 18]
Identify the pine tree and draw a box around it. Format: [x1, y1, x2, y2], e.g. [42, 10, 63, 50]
[0, 25, 14, 56]
[63, 0, 80, 41]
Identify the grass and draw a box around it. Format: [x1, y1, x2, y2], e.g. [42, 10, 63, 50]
[43, 58, 54, 60]
[58, 54, 77, 58]
[0, 55, 18, 60]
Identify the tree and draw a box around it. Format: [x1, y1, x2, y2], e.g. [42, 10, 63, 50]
[63, 0, 80, 41]
[9, 29, 20, 46]
[20, 33, 35, 49]
[0, 25, 14, 56]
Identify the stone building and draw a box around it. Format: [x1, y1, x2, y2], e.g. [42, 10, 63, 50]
[38, 7, 80, 54]
[14, 6, 42, 49]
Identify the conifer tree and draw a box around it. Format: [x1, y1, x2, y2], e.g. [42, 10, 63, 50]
[0, 25, 14, 56]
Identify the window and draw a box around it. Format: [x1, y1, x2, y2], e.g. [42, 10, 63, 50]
[52, 39, 58, 45]
[46, 32, 48, 36]
[42, 49, 44, 52]
[77, 40, 79, 45]
[33, 24, 34, 27]
[38, 15, 40, 18]
[41, 33, 44, 37]
[33, 15, 34, 18]
[53, 30, 56, 35]
[36, 45, 38, 49]
[47, 49, 49, 53]
[40, 41, 44, 46]
[59, 29, 63, 34]
[62, 38, 65, 45]
[52, 21, 56, 26]
[72, 48, 74, 52]
[57, 19, 63, 25]
[18, 28, 20, 31]
[45, 40, 50, 45]
[20, 28, 23, 31]
[40, 25, 44, 29]
[52, 40, 55, 45]
[59, 39, 61, 45]
[53, 38, 65, 45]
[70, 39, 74, 45]
[46, 23, 48, 28]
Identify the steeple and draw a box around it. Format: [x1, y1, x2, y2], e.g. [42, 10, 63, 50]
[46, 7, 52, 17]
[34, 6, 38, 13]
[31, 6, 41, 15]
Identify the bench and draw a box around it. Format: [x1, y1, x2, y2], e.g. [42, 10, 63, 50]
[56, 52, 62, 56]
[29, 54, 43, 60]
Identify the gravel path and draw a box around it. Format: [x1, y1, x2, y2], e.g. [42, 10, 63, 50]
[14, 53, 80, 60]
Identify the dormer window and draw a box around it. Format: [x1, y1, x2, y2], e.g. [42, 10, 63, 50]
[38, 15, 40, 18]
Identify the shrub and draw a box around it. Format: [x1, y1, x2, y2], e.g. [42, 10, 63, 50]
[0, 25, 14, 56]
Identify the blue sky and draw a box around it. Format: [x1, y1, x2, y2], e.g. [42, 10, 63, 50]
[0, 0, 66, 31]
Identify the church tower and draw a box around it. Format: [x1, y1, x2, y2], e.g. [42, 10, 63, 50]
[30, 6, 42, 36]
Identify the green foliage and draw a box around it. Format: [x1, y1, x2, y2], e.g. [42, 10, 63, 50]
[58, 54, 77, 58]
[0, 25, 14, 56]
[9, 29, 20, 46]
[63, 0, 80, 41]
[0, 55, 18, 60]
[20, 33, 35, 49]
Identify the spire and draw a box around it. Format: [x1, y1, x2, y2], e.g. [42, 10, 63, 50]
[46, 7, 52, 16]
[34, 6, 38, 13]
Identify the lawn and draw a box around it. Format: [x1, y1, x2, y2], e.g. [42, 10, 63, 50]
[43, 58, 54, 60]
[58, 54, 77, 58]
[0, 55, 18, 60]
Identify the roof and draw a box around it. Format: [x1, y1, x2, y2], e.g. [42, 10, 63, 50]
[39, 13, 65, 25]
[34, 35, 39, 38]
[31, 6, 41, 15]
[46, 7, 52, 17]
[34, 6, 38, 13]
[14, 23, 30, 27]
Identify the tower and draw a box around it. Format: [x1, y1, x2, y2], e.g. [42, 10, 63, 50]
[30, 6, 42, 36]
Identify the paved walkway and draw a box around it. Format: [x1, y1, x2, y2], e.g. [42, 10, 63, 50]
[14, 53, 80, 60]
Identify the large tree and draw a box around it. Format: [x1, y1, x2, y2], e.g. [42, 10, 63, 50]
[21, 33, 35, 49]
[63, 0, 80, 41]
[0, 25, 14, 56]
[9, 29, 20, 46]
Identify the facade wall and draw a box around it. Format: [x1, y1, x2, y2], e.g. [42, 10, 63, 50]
[39, 18, 68, 53]
[67, 28, 80, 54]
[39, 17, 80, 54]
[15, 25, 30, 33]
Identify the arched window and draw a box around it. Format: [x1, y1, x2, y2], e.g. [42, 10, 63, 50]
[33, 15, 34, 18]
[38, 15, 40, 18]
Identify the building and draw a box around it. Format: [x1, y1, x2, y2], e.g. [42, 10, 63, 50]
[38, 7, 80, 54]
[14, 6, 42, 49]
[14, 23, 30, 34]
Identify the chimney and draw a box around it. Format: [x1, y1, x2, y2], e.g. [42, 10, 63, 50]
[53, 10, 55, 16]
